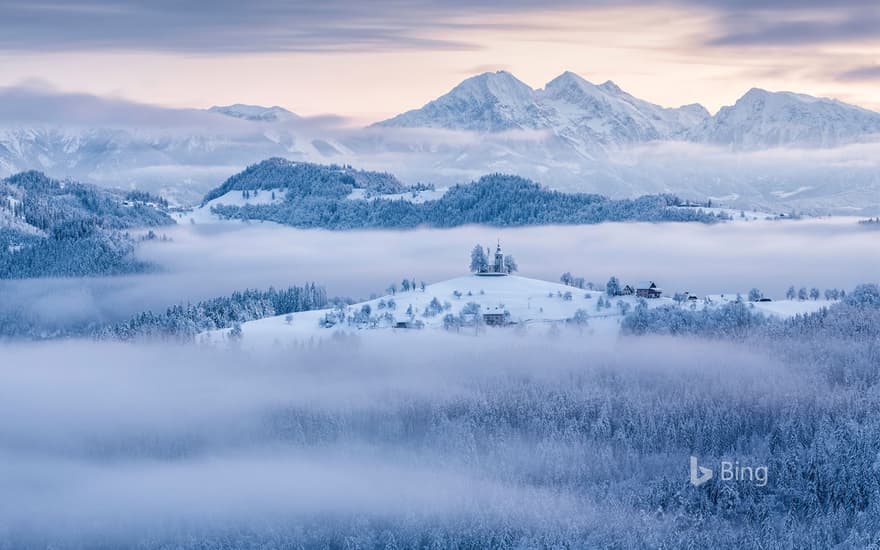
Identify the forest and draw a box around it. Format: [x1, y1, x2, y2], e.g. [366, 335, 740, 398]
[208, 162, 725, 228]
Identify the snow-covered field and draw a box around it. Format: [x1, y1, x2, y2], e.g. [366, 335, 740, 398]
[346, 186, 448, 203]
[171, 188, 287, 224]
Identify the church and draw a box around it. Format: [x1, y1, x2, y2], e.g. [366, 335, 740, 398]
[471, 241, 517, 276]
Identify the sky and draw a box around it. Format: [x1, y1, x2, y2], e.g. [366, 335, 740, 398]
[0, 1, 879, 124]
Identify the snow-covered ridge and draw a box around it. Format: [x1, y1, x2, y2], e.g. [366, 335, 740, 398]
[376, 70, 711, 154]
[377, 71, 880, 153]
[688, 87, 880, 149]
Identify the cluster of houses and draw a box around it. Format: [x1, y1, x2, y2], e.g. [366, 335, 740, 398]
[617, 281, 664, 299]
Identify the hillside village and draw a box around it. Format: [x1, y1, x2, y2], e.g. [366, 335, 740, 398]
[206, 242, 837, 347]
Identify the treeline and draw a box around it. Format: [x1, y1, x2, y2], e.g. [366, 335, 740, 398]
[622, 283, 879, 339]
[101, 283, 328, 341]
[211, 173, 726, 229]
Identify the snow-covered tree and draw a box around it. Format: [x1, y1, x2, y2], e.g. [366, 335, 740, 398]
[606, 276, 621, 297]
[470, 244, 489, 273]
[503, 255, 518, 274]
[748, 288, 763, 302]
[786, 286, 796, 300]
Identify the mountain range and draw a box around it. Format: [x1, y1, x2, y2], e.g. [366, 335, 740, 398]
[1, 71, 879, 213]
[376, 70, 880, 152]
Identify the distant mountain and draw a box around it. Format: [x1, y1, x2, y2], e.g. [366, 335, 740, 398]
[3, 78, 880, 214]
[377, 71, 542, 132]
[208, 104, 299, 122]
[375, 70, 710, 154]
[378, 71, 880, 153]
[688, 88, 880, 149]
[538, 71, 709, 154]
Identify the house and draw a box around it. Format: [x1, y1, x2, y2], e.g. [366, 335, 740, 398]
[636, 281, 662, 299]
[619, 284, 635, 296]
[482, 312, 507, 326]
[481, 305, 510, 326]
[394, 319, 424, 329]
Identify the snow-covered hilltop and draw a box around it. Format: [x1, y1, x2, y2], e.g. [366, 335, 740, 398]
[207, 271, 834, 348]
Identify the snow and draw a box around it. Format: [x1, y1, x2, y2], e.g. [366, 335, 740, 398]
[208, 104, 299, 122]
[171, 188, 286, 224]
[204, 275, 650, 347]
[703, 293, 833, 317]
[204, 273, 841, 349]
[689, 88, 880, 150]
[377, 70, 709, 154]
[771, 187, 813, 199]
[346, 187, 448, 204]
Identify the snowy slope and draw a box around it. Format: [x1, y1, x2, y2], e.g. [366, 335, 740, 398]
[538, 72, 709, 153]
[376, 71, 543, 132]
[172, 188, 287, 224]
[205, 274, 834, 348]
[689, 88, 880, 149]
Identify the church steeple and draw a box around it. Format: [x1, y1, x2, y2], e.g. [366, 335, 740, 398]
[494, 239, 504, 273]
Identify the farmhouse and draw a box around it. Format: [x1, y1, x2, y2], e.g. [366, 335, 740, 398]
[636, 281, 663, 299]
[482, 305, 511, 326]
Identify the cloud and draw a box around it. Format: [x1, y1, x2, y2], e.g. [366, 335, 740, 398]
[0, 332, 805, 545]
[3, 217, 876, 336]
[838, 65, 880, 82]
[2, 0, 879, 55]
[708, 11, 880, 47]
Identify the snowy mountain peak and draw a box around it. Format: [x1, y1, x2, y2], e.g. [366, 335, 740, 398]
[598, 80, 623, 94]
[208, 104, 299, 122]
[377, 69, 710, 148]
[690, 87, 880, 149]
[374, 71, 540, 132]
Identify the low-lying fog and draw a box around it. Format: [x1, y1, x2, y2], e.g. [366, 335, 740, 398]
[1, 218, 877, 328]
[0, 334, 811, 546]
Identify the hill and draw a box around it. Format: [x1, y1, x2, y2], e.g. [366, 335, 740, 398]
[203, 273, 834, 348]
[196, 162, 724, 228]
[0, 171, 173, 278]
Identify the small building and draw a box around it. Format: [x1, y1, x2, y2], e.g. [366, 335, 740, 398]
[482, 312, 507, 326]
[475, 241, 513, 277]
[394, 319, 424, 329]
[481, 305, 510, 326]
[619, 284, 635, 296]
[636, 281, 662, 299]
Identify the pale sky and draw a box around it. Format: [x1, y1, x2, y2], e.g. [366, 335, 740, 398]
[1, 1, 879, 124]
